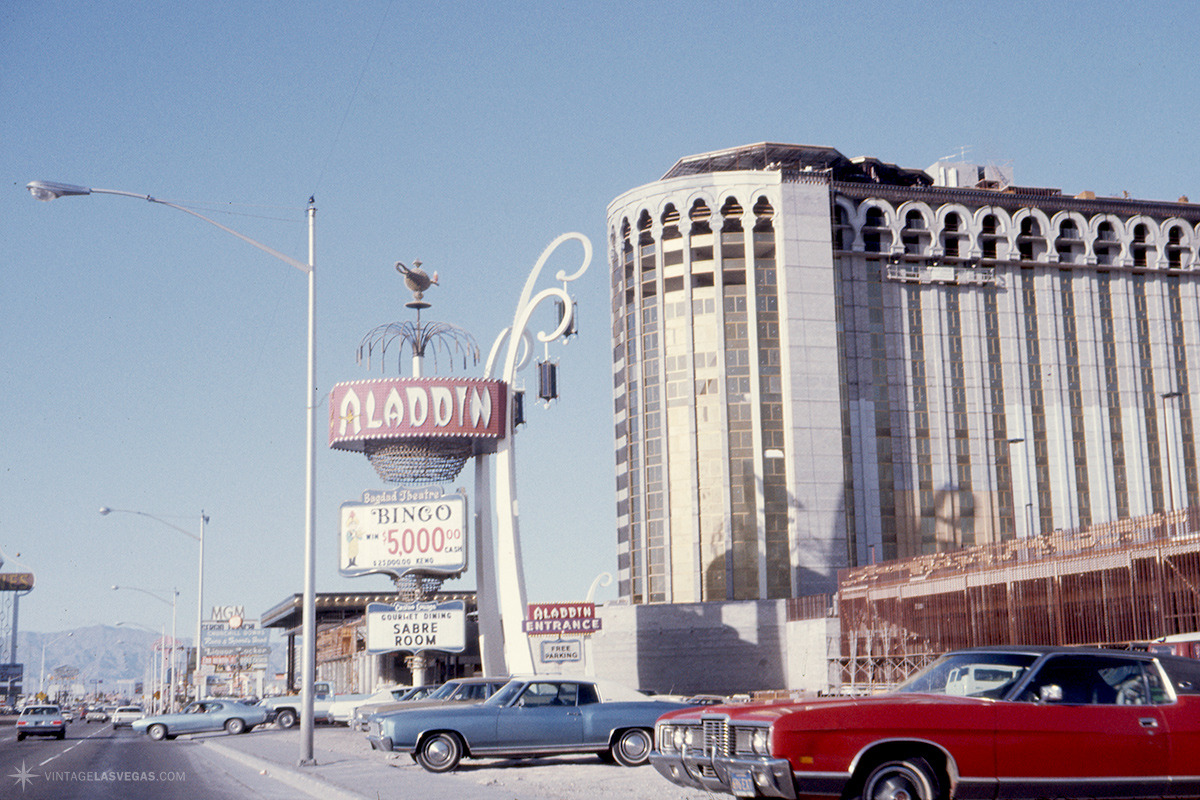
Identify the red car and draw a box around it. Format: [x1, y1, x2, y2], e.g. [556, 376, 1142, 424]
[651, 646, 1200, 799]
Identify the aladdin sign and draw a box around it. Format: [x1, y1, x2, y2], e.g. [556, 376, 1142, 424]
[523, 602, 602, 635]
[329, 377, 507, 451]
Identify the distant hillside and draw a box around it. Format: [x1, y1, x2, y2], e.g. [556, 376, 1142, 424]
[16, 626, 284, 698]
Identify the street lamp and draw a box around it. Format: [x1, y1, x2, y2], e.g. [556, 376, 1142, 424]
[113, 585, 178, 711]
[39, 632, 74, 701]
[116, 622, 165, 714]
[101, 507, 205, 701]
[28, 180, 319, 766]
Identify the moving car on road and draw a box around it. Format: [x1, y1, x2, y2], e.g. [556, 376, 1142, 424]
[110, 705, 146, 728]
[367, 677, 693, 772]
[132, 699, 275, 741]
[651, 646, 1200, 799]
[16, 705, 66, 740]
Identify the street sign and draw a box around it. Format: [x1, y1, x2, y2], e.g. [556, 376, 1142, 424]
[366, 600, 466, 655]
[539, 639, 582, 663]
[340, 488, 467, 579]
[523, 602, 602, 635]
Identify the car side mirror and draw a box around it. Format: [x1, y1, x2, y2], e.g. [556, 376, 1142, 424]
[1038, 684, 1064, 703]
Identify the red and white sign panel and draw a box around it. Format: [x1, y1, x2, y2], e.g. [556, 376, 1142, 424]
[329, 377, 507, 450]
[340, 489, 467, 579]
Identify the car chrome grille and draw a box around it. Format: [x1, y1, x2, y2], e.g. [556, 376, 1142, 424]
[702, 718, 730, 757]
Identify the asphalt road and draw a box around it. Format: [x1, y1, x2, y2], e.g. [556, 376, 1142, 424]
[0, 718, 302, 800]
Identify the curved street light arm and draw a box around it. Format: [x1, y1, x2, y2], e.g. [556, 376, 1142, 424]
[26, 182, 309, 273]
[100, 507, 201, 542]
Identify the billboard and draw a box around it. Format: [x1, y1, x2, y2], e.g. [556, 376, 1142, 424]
[329, 377, 507, 450]
[365, 600, 466, 655]
[340, 488, 467, 579]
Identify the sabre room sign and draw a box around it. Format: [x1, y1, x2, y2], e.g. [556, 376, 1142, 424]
[366, 600, 466, 655]
[340, 488, 467, 579]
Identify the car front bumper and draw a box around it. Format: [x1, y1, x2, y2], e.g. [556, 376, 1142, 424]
[366, 734, 394, 752]
[650, 751, 800, 798]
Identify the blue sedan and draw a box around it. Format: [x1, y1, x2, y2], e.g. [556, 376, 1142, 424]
[131, 700, 275, 740]
[367, 677, 693, 772]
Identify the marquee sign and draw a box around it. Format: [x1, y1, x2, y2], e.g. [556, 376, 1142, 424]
[339, 488, 467, 579]
[366, 600, 466, 655]
[522, 602, 602, 635]
[0, 573, 34, 591]
[328, 377, 507, 451]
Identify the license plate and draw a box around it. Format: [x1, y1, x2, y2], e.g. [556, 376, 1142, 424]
[731, 769, 756, 796]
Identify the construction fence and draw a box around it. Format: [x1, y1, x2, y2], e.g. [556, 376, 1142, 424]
[836, 507, 1200, 692]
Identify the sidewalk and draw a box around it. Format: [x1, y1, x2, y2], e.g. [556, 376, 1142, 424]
[199, 725, 708, 800]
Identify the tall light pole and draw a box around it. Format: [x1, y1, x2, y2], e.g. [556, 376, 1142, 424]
[116, 621, 165, 713]
[100, 508, 205, 700]
[28, 180, 319, 766]
[1162, 391, 1183, 534]
[113, 585, 178, 711]
[39, 632, 74, 701]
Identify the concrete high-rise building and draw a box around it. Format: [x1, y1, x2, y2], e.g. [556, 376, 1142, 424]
[608, 142, 1200, 605]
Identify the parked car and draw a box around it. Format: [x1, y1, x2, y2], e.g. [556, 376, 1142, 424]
[651, 646, 1200, 799]
[110, 705, 146, 728]
[16, 705, 66, 740]
[352, 684, 439, 730]
[131, 699, 275, 741]
[327, 683, 411, 726]
[367, 677, 694, 772]
[358, 676, 508, 732]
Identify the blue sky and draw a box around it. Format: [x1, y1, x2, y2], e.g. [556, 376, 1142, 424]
[3, 0, 1198, 638]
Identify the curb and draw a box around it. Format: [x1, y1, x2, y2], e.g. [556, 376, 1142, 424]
[200, 739, 370, 800]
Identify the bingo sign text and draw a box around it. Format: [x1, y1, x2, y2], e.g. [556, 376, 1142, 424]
[366, 600, 466, 655]
[340, 490, 467, 579]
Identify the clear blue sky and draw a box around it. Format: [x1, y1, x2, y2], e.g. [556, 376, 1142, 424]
[3, 1, 1198, 637]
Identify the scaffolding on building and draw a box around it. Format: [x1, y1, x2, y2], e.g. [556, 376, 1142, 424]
[837, 507, 1200, 693]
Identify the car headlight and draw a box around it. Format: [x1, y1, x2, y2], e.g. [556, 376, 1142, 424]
[752, 728, 770, 756]
[682, 726, 695, 748]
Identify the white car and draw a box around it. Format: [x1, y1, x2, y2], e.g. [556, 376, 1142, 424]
[327, 684, 409, 726]
[111, 705, 146, 728]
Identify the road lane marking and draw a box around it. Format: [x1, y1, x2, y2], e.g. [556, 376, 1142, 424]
[37, 723, 112, 767]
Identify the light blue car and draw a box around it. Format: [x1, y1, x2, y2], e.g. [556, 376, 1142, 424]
[366, 677, 694, 772]
[131, 699, 275, 740]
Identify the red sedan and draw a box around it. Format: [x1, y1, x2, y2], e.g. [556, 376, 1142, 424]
[651, 646, 1200, 799]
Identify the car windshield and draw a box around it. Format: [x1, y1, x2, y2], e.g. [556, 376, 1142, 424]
[426, 681, 462, 701]
[485, 680, 525, 707]
[896, 652, 1039, 698]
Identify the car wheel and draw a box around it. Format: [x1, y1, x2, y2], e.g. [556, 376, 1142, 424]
[16, 733, 24, 741]
[224, 718, 246, 735]
[862, 758, 942, 800]
[275, 709, 297, 729]
[57, 730, 65, 740]
[610, 728, 653, 767]
[416, 732, 463, 773]
[147, 724, 169, 742]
